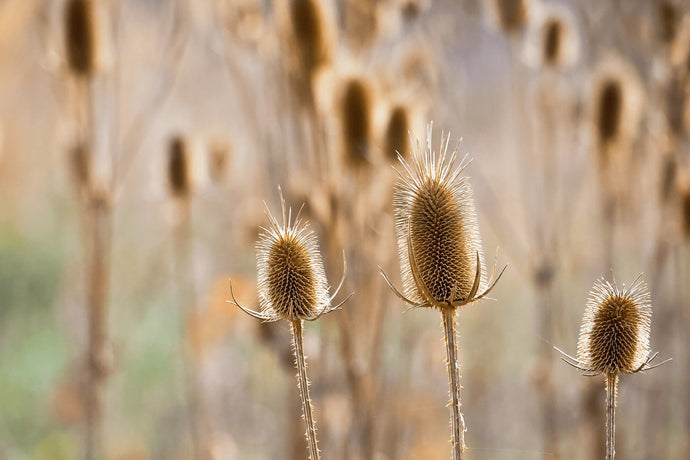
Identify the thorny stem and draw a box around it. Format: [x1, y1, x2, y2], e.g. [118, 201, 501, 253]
[605, 373, 618, 460]
[442, 308, 465, 460]
[291, 320, 320, 460]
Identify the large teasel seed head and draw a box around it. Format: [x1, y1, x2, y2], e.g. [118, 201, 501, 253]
[577, 277, 652, 376]
[393, 126, 484, 308]
[385, 105, 411, 162]
[65, 0, 97, 77]
[168, 135, 192, 199]
[256, 203, 330, 322]
[289, 0, 331, 77]
[543, 18, 562, 66]
[341, 78, 373, 169]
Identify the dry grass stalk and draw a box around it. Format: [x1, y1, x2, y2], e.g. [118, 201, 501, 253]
[558, 276, 669, 460]
[381, 125, 505, 459]
[341, 78, 373, 170]
[229, 192, 350, 460]
[65, 0, 97, 77]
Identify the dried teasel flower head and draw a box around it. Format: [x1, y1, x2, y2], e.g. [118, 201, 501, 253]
[597, 78, 623, 146]
[575, 276, 655, 376]
[658, 1, 678, 45]
[488, 0, 529, 35]
[382, 125, 505, 310]
[682, 187, 690, 238]
[384, 105, 411, 162]
[523, 4, 579, 69]
[340, 77, 373, 169]
[64, 0, 98, 77]
[285, 0, 334, 78]
[168, 135, 192, 199]
[230, 191, 349, 323]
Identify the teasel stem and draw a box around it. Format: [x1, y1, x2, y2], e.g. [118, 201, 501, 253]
[605, 373, 618, 460]
[442, 308, 465, 460]
[291, 319, 320, 460]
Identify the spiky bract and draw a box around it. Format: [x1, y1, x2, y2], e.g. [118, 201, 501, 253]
[257, 206, 329, 322]
[393, 126, 483, 308]
[577, 277, 652, 376]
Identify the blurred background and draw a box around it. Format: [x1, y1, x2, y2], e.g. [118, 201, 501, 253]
[1, 0, 689, 459]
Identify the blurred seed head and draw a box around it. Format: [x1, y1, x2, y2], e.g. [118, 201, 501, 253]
[491, 0, 529, 35]
[658, 1, 678, 45]
[343, 0, 381, 51]
[393, 126, 483, 308]
[64, 0, 98, 77]
[208, 140, 231, 184]
[542, 19, 562, 65]
[288, 0, 333, 78]
[577, 277, 652, 376]
[682, 188, 690, 238]
[69, 141, 90, 193]
[385, 105, 411, 162]
[341, 78, 373, 169]
[597, 79, 622, 146]
[256, 200, 330, 322]
[168, 135, 192, 199]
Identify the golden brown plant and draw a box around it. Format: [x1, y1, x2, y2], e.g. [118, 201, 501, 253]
[658, 1, 678, 45]
[341, 78, 373, 169]
[289, 0, 331, 77]
[492, 0, 528, 34]
[64, 0, 97, 77]
[381, 125, 505, 460]
[596, 79, 623, 149]
[229, 192, 350, 460]
[557, 276, 669, 460]
[168, 135, 192, 199]
[208, 141, 230, 184]
[682, 188, 690, 238]
[384, 105, 411, 162]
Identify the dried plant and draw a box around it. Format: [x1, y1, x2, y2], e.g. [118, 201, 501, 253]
[557, 276, 670, 460]
[492, 0, 528, 35]
[168, 135, 192, 200]
[208, 141, 230, 185]
[64, 0, 98, 77]
[341, 78, 373, 170]
[381, 125, 505, 459]
[596, 79, 623, 150]
[384, 105, 411, 162]
[229, 192, 350, 460]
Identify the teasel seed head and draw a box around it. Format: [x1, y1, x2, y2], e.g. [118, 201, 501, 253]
[596, 79, 622, 147]
[228, 192, 351, 323]
[208, 140, 230, 184]
[384, 125, 505, 310]
[289, 0, 332, 79]
[577, 276, 652, 376]
[384, 105, 411, 162]
[168, 135, 192, 199]
[341, 78, 373, 169]
[64, 0, 97, 77]
[682, 188, 690, 238]
[658, 1, 678, 45]
[492, 0, 529, 35]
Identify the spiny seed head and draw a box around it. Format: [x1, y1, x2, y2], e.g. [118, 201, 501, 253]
[65, 0, 97, 76]
[341, 78, 372, 169]
[577, 276, 651, 376]
[257, 203, 329, 322]
[393, 125, 483, 309]
[385, 105, 411, 162]
[168, 135, 191, 198]
[596, 79, 623, 146]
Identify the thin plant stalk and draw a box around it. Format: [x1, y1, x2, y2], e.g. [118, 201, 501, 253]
[442, 308, 465, 460]
[606, 373, 618, 460]
[291, 319, 320, 460]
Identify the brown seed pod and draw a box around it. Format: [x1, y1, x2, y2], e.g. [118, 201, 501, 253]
[543, 19, 562, 66]
[577, 277, 651, 376]
[256, 202, 330, 322]
[493, 0, 528, 34]
[385, 105, 411, 162]
[658, 1, 678, 45]
[289, 0, 331, 78]
[341, 78, 372, 169]
[596, 79, 623, 147]
[64, 0, 97, 77]
[388, 126, 504, 310]
[682, 188, 690, 238]
[168, 135, 191, 198]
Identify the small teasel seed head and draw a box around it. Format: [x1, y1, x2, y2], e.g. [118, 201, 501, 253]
[341, 78, 372, 169]
[577, 276, 652, 375]
[290, 0, 330, 77]
[257, 202, 329, 322]
[682, 188, 690, 238]
[168, 135, 192, 198]
[393, 126, 483, 308]
[65, 0, 97, 77]
[385, 105, 411, 162]
[493, 0, 528, 34]
[658, 1, 677, 44]
[543, 18, 562, 66]
[596, 79, 623, 146]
